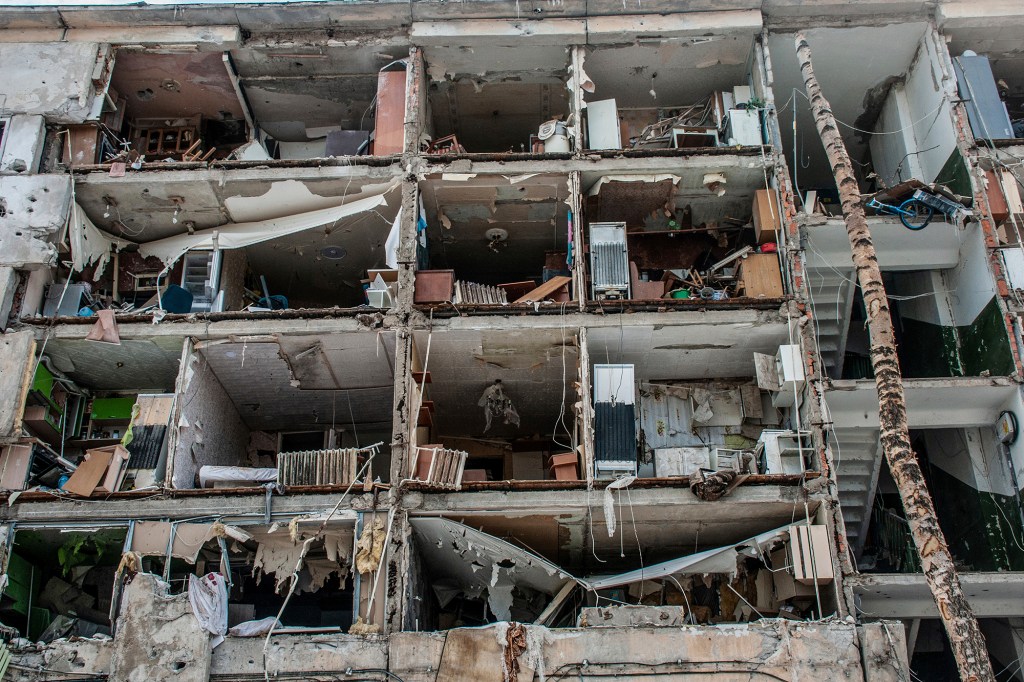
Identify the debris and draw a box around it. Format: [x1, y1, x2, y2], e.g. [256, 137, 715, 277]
[603, 475, 637, 538]
[187, 572, 228, 648]
[84, 309, 120, 345]
[348, 616, 380, 635]
[689, 468, 742, 501]
[502, 622, 527, 682]
[355, 517, 387, 574]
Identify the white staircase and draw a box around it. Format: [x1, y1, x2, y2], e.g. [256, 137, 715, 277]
[830, 425, 882, 555]
[806, 266, 856, 380]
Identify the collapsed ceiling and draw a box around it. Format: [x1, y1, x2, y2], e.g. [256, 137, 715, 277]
[441, 496, 820, 572]
[73, 172, 402, 306]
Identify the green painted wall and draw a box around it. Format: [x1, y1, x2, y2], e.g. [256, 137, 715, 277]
[898, 297, 1013, 378]
[923, 459, 1024, 571]
[936, 149, 973, 198]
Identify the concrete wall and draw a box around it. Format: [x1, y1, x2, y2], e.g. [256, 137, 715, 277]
[0, 174, 73, 270]
[172, 350, 250, 489]
[108, 572, 212, 682]
[0, 115, 46, 174]
[905, 31, 957, 185]
[0, 42, 105, 123]
[5, 637, 111, 682]
[389, 620, 909, 682]
[212, 634, 388, 677]
[0, 330, 34, 440]
[10, 619, 907, 681]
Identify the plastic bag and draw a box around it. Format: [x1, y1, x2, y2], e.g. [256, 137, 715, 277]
[228, 617, 278, 637]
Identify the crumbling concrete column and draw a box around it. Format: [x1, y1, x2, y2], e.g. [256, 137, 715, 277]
[0, 266, 19, 329]
[109, 573, 212, 682]
[0, 329, 35, 443]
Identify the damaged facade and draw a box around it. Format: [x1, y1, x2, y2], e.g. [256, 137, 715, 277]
[0, 0, 1021, 679]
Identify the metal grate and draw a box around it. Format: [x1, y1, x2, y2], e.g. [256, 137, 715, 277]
[278, 448, 359, 486]
[589, 222, 629, 299]
[593, 242, 628, 290]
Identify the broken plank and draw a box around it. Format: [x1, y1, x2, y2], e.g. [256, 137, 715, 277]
[513, 276, 572, 304]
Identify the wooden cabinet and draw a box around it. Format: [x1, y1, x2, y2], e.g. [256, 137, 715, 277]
[373, 69, 407, 155]
[752, 189, 781, 244]
[738, 254, 784, 299]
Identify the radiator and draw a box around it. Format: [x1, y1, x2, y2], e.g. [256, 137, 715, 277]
[593, 364, 637, 477]
[277, 448, 359, 486]
[589, 222, 629, 299]
[415, 446, 468, 489]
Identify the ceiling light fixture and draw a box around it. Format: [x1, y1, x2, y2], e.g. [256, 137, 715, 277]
[321, 246, 347, 260]
[485, 227, 509, 253]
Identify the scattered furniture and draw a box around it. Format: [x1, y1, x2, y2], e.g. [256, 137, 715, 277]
[130, 115, 203, 158]
[373, 69, 407, 155]
[547, 452, 579, 481]
[513, 276, 572, 304]
[752, 189, 781, 244]
[737, 254, 784, 298]
[629, 262, 666, 300]
[414, 270, 455, 304]
[426, 135, 467, 154]
[62, 445, 130, 497]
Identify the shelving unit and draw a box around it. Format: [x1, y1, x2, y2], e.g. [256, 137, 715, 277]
[757, 429, 813, 475]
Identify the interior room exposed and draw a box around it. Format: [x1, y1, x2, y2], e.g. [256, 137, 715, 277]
[585, 318, 808, 480]
[1, 526, 126, 641]
[768, 24, 959, 202]
[580, 167, 786, 303]
[64, 42, 413, 166]
[230, 41, 411, 159]
[420, 41, 571, 154]
[171, 334, 396, 489]
[9, 337, 184, 493]
[65, 49, 250, 166]
[409, 328, 580, 482]
[45, 173, 402, 315]
[945, 26, 1024, 141]
[404, 507, 837, 631]
[416, 174, 573, 304]
[581, 36, 765, 152]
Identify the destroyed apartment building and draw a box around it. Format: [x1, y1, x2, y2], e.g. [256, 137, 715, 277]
[0, 0, 1023, 679]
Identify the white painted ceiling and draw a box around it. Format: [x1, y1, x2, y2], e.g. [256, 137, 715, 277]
[199, 333, 396, 433]
[43, 336, 185, 391]
[768, 23, 929, 190]
[583, 37, 755, 109]
[587, 320, 790, 381]
[75, 173, 401, 307]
